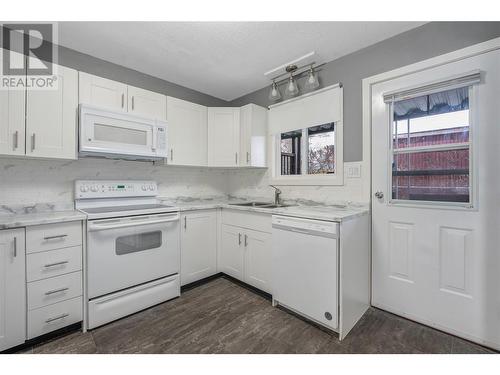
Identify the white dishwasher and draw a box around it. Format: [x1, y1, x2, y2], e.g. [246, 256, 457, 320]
[272, 215, 339, 330]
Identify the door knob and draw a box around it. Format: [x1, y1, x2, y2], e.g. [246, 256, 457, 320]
[374, 191, 384, 199]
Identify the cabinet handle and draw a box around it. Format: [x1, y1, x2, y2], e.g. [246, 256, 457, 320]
[246, 152, 250, 164]
[238, 233, 242, 245]
[43, 234, 68, 241]
[44, 260, 69, 268]
[132, 96, 135, 110]
[170, 148, 173, 162]
[13, 237, 17, 257]
[13, 131, 19, 150]
[244, 234, 248, 247]
[45, 313, 69, 324]
[31, 133, 35, 152]
[45, 287, 69, 296]
[184, 216, 187, 230]
[121, 93, 124, 108]
[235, 152, 238, 165]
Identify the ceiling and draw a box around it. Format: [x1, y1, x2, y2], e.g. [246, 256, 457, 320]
[58, 22, 425, 101]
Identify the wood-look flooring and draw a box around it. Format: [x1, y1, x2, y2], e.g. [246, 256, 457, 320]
[15, 277, 496, 354]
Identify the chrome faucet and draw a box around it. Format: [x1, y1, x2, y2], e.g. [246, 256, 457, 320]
[269, 185, 282, 206]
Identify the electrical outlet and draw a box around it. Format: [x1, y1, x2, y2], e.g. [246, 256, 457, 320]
[346, 163, 361, 178]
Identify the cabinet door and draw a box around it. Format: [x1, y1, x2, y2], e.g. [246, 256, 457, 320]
[240, 104, 267, 167]
[128, 86, 167, 121]
[26, 64, 78, 159]
[0, 228, 26, 351]
[180, 210, 217, 286]
[79, 72, 128, 112]
[167, 97, 208, 166]
[219, 224, 244, 280]
[243, 229, 272, 293]
[208, 108, 240, 167]
[0, 50, 25, 156]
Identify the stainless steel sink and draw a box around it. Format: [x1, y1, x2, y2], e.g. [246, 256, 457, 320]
[229, 202, 273, 207]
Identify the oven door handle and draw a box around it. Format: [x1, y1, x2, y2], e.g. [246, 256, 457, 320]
[88, 214, 179, 231]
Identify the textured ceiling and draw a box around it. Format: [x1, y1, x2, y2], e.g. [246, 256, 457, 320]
[58, 22, 425, 101]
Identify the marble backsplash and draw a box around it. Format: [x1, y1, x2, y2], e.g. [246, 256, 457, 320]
[0, 158, 367, 214]
[0, 157, 228, 213]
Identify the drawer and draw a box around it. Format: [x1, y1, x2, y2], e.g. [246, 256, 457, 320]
[28, 271, 82, 310]
[221, 209, 272, 233]
[27, 245, 82, 282]
[28, 296, 83, 339]
[26, 221, 82, 254]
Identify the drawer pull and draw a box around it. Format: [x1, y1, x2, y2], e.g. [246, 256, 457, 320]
[45, 313, 69, 324]
[44, 260, 69, 268]
[43, 234, 68, 241]
[44, 287, 69, 296]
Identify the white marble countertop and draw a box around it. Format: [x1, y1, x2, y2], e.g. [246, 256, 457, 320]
[0, 210, 87, 229]
[160, 197, 370, 222]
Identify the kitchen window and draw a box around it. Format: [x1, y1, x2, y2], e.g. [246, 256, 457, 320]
[389, 85, 473, 205]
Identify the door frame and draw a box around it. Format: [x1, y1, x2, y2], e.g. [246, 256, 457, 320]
[362, 37, 500, 348]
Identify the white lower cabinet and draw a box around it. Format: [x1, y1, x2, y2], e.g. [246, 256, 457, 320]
[219, 210, 272, 293]
[0, 228, 26, 351]
[180, 210, 217, 286]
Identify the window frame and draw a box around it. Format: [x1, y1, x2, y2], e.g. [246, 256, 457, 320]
[387, 85, 476, 209]
[270, 120, 344, 186]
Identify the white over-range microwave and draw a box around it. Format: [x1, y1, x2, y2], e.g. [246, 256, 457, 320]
[79, 104, 168, 160]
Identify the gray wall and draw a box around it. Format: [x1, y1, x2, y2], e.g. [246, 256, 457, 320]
[230, 22, 500, 162]
[56, 45, 228, 107]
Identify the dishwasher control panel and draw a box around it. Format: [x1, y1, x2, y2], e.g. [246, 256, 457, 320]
[272, 215, 338, 237]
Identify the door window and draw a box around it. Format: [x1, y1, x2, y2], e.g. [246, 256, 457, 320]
[390, 86, 472, 204]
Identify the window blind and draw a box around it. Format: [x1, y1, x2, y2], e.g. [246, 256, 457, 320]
[383, 71, 481, 104]
[268, 84, 342, 135]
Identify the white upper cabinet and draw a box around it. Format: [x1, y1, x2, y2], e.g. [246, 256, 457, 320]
[167, 96, 207, 166]
[128, 86, 167, 121]
[79, 72, 167, 121]
[240, 103, 267, 167]
[79, 72, 128, 112]
[0, 85, 25, 157]
[0, 228, 26, 351]
[208, 107, 240, 167]
[26, 64, 78, 160]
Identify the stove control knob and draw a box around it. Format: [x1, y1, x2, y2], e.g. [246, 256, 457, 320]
[90, 185, 98, 192]
[149, 185, 154, 191]
[141, 185, 147, 191]
[79, 185, 89, 192]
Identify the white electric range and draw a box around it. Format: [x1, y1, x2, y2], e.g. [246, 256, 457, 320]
[75, 180, 181, 329]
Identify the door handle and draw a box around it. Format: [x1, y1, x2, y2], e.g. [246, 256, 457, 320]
[31, 133, 36, 152]
[374, 191, 384, 199]
[235, 152, 238, 165]
[44, 260, 69, 268]
[45, 313, 69, 324]
[246, 152, 250, 164]
[121, 93, 124, 108]
[45, 287, 69, 296]
[13, 131, 19, 150]
[44, 234, 68, 241]
[13, 237, 17, 257]
[244, 234, 248, 247]
[170, 148, 173, 162]
[132, 96, 135, 110]
[238, 233, 242, 245]
[184, 216, 187, 230]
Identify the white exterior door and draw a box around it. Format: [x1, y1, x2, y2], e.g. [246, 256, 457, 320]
[128, 86, 167, 121]
[208, 108, 240, 167]
[0, 228, 26, 351]
[26, 64, 78, 159]
[167, 96, 208, 166]
[243, 229, 272, 293]
[371, 49, 500, 349]
[79, 72, 128, 112]
[219, 224, 244, 280]
[180, 210, 217, 286]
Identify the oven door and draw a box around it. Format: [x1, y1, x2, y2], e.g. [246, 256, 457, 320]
[87, 212, 180, 299]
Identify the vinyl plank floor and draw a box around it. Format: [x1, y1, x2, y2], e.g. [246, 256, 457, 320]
[16, 277, 497, 354]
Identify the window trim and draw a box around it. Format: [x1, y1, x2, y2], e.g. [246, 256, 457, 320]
[387, 85, 475, 209]
[270, 120, 344, 186]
